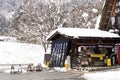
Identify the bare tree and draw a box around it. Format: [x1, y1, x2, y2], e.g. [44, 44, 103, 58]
[9, 0, 105, 52]
[9, 0, 69, 52]
[69, 0, 104, 28]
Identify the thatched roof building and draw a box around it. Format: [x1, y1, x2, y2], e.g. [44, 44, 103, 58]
[99, 0, 120, 31]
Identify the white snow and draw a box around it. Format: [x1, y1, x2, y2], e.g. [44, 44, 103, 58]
[95, 15, 101, 29]
[45, 0, 71, 5]
[83, 68, 120, 80]
[47, 28, 120, 40]
[82, 13, 88, 17]
[0, 36, 17, 42]
[0, 41, 45, 67]
[4, 68, 27, 74]
[1, 10, 14, 20]
[5, 11, 14, 20]
[111, 17, 115, 25]
[53, 67, 70, 72]
[102, 0, 106, 10]
[92, 8, 98, 13]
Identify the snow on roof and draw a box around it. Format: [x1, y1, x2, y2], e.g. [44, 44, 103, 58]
[95, 15, 101, 29]
[0, 36, 17, 42]
[47, 28, 120, 40]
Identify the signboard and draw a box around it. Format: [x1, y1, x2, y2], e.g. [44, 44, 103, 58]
[91, 54, 105, 60]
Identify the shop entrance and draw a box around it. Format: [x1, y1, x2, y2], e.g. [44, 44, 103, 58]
[72, 44, 118, 68]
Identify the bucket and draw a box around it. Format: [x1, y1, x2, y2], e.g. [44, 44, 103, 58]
[107, 58, 111, 67]
[65, 64, 69, 69]
[46, 61, 50, 67]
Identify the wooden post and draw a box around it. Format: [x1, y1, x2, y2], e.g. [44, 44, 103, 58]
[70, 39, 78, 68]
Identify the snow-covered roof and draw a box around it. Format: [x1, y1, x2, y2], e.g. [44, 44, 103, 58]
[47, 28, 120, 40]
[0, 36, 17, 42]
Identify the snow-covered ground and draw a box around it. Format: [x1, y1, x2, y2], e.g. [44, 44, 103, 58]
[82, 68, 120, 80]
[0, 41, 45, 69]
[1, 39, 120, 80]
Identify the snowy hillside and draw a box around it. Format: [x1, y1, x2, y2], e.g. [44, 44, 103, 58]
[0, 42, 45, 65]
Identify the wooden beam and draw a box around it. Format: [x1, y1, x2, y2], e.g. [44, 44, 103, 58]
[99, 0, 118, 30]
[109, 4, 114, 5]
[111, 0, 117, 16]
[106, 0, 117, 30]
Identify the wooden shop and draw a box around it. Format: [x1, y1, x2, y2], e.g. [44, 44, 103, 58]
[47, 28, 120, 68]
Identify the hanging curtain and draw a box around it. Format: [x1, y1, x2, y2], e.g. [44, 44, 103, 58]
[50, 39, 70, 67]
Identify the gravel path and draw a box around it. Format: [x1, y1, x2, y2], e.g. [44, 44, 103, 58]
[0, 68, 86, 80]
